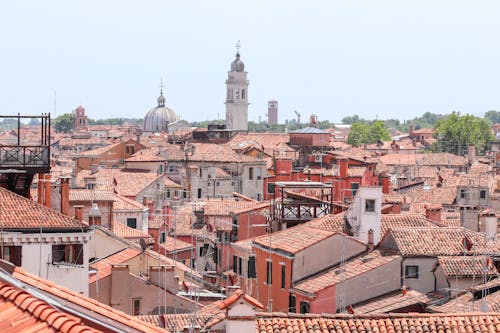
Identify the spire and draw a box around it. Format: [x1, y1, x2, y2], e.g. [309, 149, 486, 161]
[235, 40, 241, 58]
[157, 78, 165, 108]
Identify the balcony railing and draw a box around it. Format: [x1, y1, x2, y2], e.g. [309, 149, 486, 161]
[0, 145, 50, 168]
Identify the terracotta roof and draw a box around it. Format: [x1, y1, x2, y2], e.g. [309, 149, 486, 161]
[114, 172, 163, 197]
[378, 153, 468, 167]
[0, 281, 100, 333]
[9, 265, 165, 332]
[0, 187, 86, 231]
[218, 289, 263, 310]
[255, 312, 500, 333]
[438, 256, 498, 277]
[69, 189, 115, 202]
[456, 174, 493, 188]
[293, 251, 401, 295]
[203, 199, 265, 216]
[89, 248, 141, 283]
[113, 194, 147, 211]
[385, 227, 500, 256]
[76, 141, 122, 157]
[252, 224, 336, 255]
[159, 236, 194, 253]
[110, 223, 154, 244]
[353, 289, 441, 314]
[429, 290, 500, 313]
[308, 213, 437, 240]
[125, 148, 167, 162]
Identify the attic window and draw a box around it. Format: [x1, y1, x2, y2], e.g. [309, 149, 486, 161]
[365, 199, 375, 212]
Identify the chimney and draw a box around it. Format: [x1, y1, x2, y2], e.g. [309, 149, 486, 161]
[367, 229, 374, 251]
[339, 158, 348, 179]
[60, 176, 70, 216]
[467, 144, 476, 164]
[409, 124, 414, 137]
[37, 173, 44, 204]
[44, 174, 51, 208]
[89, 203, 101, 226]
[425, 206, 442, 224]
[380, 174, 390, 194]
[480, 210, 497, 240]
[74, 205, 84, 222]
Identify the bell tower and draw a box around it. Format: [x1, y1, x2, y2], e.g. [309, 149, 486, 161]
[225, 41, 249, 131]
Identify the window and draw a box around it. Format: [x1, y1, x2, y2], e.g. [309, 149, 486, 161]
[183, 190, 187, 199]
[52, 244, 83, 265]
[233, 255, 238, 273]
[248, 257, 256, 278]
[266, 261, 272, 285]
[127, 218, 137, 229]
[212, 248, 219, 264]
[197, 188, 202, 199]
[86, 183, 95, 190]
[249, 167, 254, 180]
[158, 164, 163, 174]
[365, 199, 375, 212]
[200, 244, 209, 257]
[238, 257, 243, 275]
[160, 232, 166, 244]
[132, 298, 141, 316]
[256, 167, 262, 180]
[351, 183, 359, 196]
[1, 246, 22, 266]
[299, 301, 310, 314]
[241, 89, 246, 99]
[460, 189, 466, 199]
[480, 190, 486, 199]
[267, 183, 275, 194]
[405, 265, 419, 279]
[289, 295, 296, 313]
[281, 265, 286, 289]
[166, 189, 171, 198]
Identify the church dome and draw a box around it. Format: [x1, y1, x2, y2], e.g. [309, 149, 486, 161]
[231, 52, 245, 72]
[143, 90, 180, 133]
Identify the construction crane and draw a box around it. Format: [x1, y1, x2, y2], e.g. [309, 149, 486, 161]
[294, 110, 301, 124]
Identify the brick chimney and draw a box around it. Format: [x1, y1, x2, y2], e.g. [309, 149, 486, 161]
[367, 229, 374, 251]
[425, 206, 442, 224]
[43, 174, 51, 208]
[37, 173, 44, 204]
[60, 176, 70, 216]
[74, 205, 84, 222]
[380, 174, 390, 194]
[338, 158, 348, 179]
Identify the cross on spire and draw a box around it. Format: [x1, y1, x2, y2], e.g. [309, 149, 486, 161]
[235, 40, 241, 54]
[159, 78, 164, 95]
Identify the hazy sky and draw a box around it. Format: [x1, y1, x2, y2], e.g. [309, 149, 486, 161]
[1, 1, 499, 123]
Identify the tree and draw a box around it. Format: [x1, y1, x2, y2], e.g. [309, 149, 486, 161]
[347, 121, 391, 147]
[347, 122, 370, 147]
[433, 112, 494, 155]
[53, 113, 74, 133]
[369, 120, 391, 143]
[484, 110, 500, 125]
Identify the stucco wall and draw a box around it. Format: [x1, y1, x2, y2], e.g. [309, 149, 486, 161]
[402, 257, 437, 293]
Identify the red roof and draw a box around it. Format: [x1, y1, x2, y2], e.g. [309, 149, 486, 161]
[0, 281, 100, 333]
[9, 265, 164, 332]
[0, 187, 86, 231]
[89, 248, 141, 283]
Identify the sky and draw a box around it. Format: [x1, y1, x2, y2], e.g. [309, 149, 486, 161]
[1, 1, 499, 124]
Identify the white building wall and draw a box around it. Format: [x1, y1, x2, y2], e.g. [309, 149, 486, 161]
[11, 232, 91, 295]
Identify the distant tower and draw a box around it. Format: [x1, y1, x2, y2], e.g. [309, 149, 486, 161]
[225, 41, 249, 131]
[268, 100, 278, 125]
[73, 106, 88, 131]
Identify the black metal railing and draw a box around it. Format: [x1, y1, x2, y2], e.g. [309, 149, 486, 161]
[0, 145, 50, 168]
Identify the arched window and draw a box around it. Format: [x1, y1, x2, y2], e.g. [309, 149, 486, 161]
[300, 301, 310, 314]
[241, 89, 245, 99]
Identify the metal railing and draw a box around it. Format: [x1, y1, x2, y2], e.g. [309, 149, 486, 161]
[0, 145, 50, 168]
